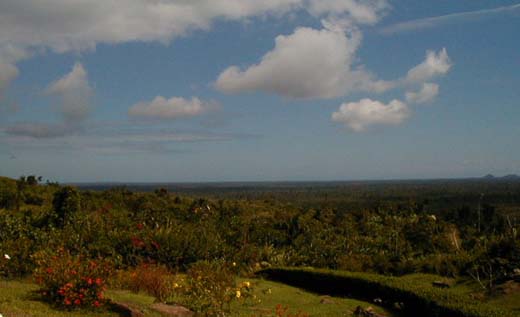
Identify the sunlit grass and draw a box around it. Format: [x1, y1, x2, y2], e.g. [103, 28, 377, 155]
[0, 278, 395, 317]
[230, 278, 394, 317]
[0, 279, 162, 317]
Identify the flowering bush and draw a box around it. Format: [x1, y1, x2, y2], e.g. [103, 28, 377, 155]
[177, 260, 255, 316]
[32, 248, 112, 309]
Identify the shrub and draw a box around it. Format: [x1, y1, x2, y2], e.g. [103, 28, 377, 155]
[32, 248, 112, 309]
[177, 260, 253, 316]
[111, 263, 177, 302]
[52, 186, 81, 227]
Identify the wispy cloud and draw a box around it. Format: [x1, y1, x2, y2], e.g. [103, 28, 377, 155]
[1, 122, 261, 156]
[381, 3, 520, 34]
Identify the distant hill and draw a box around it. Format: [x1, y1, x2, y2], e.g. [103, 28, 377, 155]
[482, 174, 520, 180]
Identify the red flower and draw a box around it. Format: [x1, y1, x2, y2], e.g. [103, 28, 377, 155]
[136, 223, 144, 230]
[95, 278, 103, 285]
[93, 300, 101, 307]
[131, 236, 145, 248]
[86, 278, 93, 285]
[74, 299, 81, 305]
[46, 267, 53, 274]
[64, 298, 72, 305]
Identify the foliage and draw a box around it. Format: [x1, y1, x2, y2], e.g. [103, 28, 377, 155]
[33, 248, 112, 309]
[1, 176, 520, 316]
[176, 260, 252, 316]
[111, 263, 177, 302]
[52, 186, 82, 227]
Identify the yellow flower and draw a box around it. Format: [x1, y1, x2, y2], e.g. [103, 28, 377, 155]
[235, 290, 241, 298]
[243, 281, 250, 288]
[232, 262, 236, 267]
[173, 283, 179, 288]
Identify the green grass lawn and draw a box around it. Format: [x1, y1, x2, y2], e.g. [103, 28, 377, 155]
[230, 279, 394, 316]
[259, 268, 520, 317]
[488, 293, 520, 313]
[0, 278, 394, 317]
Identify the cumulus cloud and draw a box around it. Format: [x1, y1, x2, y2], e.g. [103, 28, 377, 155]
[331, 98, 410, 132]
[214, 28, 452, 101]
[46, 62, 93, 123]
[0, 46, 27, 104]
[405, 83, 439, 104]
[216, 25, 392, 99]
[0, 0, 387, 53]
[405, 48, 452, 84]
[129, 96, 218, 120]
[328, 49, 450, 132]
[5, 62, 93, 139]
[306, 0, 388, 24]
[0, 0, 388, 105]
[0, 62, 18, 102]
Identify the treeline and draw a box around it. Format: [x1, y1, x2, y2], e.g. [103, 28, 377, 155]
[0, 176, 519, 290]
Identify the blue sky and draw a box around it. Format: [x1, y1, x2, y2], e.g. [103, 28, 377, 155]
[0, 0, 519, 182]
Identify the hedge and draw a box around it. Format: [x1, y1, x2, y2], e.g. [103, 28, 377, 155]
[258, 268, 517, 317]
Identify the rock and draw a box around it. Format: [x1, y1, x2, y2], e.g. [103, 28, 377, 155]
[151, 303, 194, 317]
[319, 296, 335, 304]
[353, 305, 387, 317]
[111, 302, 145, 317]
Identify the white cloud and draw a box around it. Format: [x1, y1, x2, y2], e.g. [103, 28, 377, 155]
[129, 96, 218, 120]
[0, 0, 387, 53]
[46, 62, 93, 123]
[216, 25, 392, 99]
[0, 0, 388, 104]
[331, 98, 410, 132]
[5, 62, 94, 138]
[405, 83, 439, 104]
[0, 62, 18, 99]
[0, 46, 27, 102]
[405, 48, 452, 84]
[306, 0, 388, 24]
